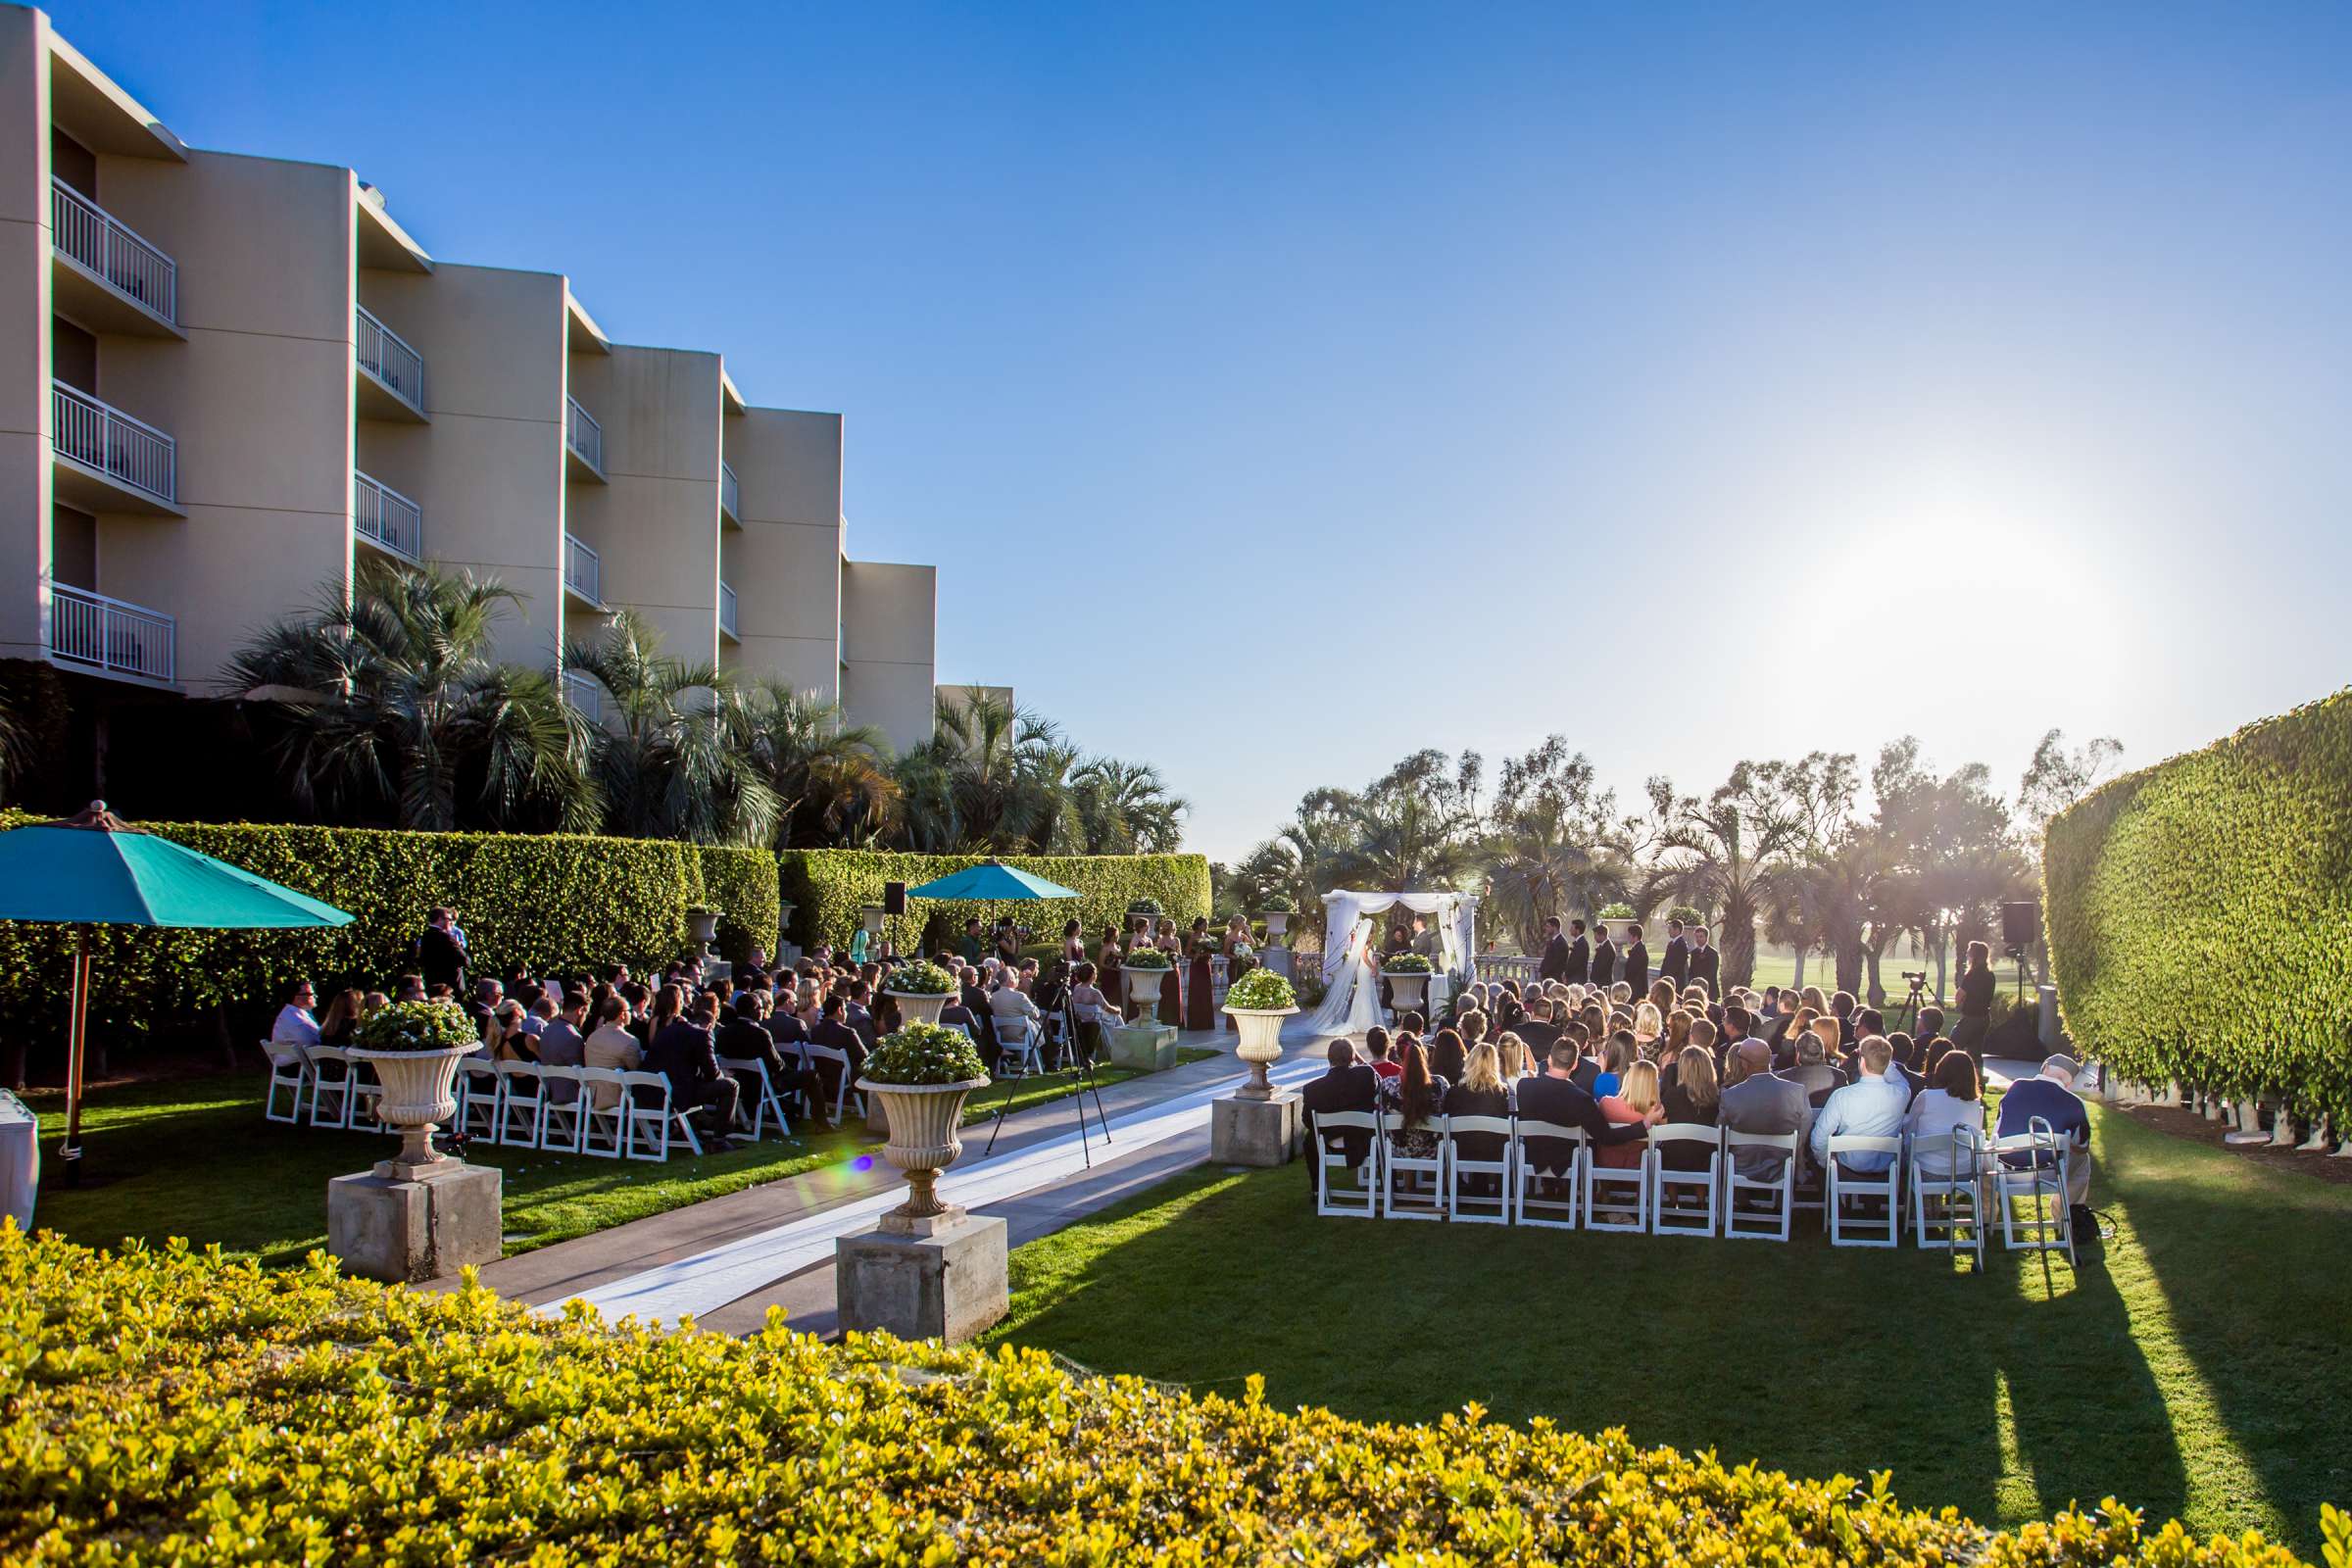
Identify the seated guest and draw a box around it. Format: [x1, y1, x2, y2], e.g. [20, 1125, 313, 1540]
[1903, 1050, 1984, 1172]
[716, 989, 812, 1125]
[1831, 990, 1858, 1047]
[1809, 1035, 1907, 1176]
[1299, 1039, 1380, 1197]
[1785, 1020, 1847, 1105]
[1995, 1052, 2094, 1221]
[270, 979, 321, 1057]
[1718, 1039, 1809, 1183]
[1561, 1022, 1598, 1094]
[361, 991, 389, 1018]
[467, 978, 504, 1042]
[1514, 997, 1562, 1058]
[1363, 1026, 1401, 1081]
[1633, 1002, 1664, 1056]
[1444, 1042, 1515, 1182]
[487, 1001, 538, 1063]
[1592, 1059, 1664, 1170]
[646, 992, 743, 1151]
[1375, 1039, 1448, 1164]
[1661, 1043, 1720, 1129]
[1426, 1026, 1467, 1085]
[583, 998, 643, 1108]
[1514, 1040, 1653, 1178]
[1454, 1008, 1488, 1063]
[1063, 961, 1116, 1066]
[316, 987, 364, 1048]
[808, 995, 868, 1103]
[1494, 1031, 1531, 1084]
[536, 992, 590, 1102]
[958, 966, 996, 1054]
[1592, 1031, 1635, 1100]
[988, 969, 1042, 1046]
[393, 973, 426, 1004]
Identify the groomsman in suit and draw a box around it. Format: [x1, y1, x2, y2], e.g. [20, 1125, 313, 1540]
[1659, 918, 1690, 989]
[1563, 918, 1591, 985]
[1688, 925, 1722, 998]
[1591, 925, 1618, 990]
[1621, 923, 1649, 998]
[1539, 916, 1573, 982]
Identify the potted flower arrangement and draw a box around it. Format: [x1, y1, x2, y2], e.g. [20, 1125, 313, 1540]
[1258, 893, 1296, 945]
[1121, 943, 1173, 1017]
[856, 1021, 992, 1226]
[883, 958, 956, 1027]
[347, 1000, 478, 1171]
[1598, 903, 1640, 944]
[1383, 951, 1435, 1014]
[1223, 967, 1298, 1099]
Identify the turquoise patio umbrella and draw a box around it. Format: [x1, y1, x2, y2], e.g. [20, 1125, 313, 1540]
[0, 802, 354, 1180]
[904, 859, 1081, 903]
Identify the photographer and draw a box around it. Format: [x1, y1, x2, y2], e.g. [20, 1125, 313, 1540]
[1952, 941, 1996, 1062]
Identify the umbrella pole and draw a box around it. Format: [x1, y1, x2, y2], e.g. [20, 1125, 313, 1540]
[62, 924, 92, 1186]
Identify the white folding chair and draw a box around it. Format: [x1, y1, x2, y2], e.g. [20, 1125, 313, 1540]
[620, 1069, 703, 1161]
[495, 1060, 547, 1146]
[348, 1056, 386, 1131]
[1827, 1135, 1903, 1248]
[1991, 1117, 2075, 1264]
[1722, 1130, 1798, 1242]
[579, 1067, 628, 1157]
[1911, 1126, 1986, 1260]
[1379, 1111, 1448, 1220]
[802, 1043, 855, 1122]
[307, 1046, 356, 1129]
[537, 1065, 587, 1153]
[457, 1057, 503, 1142]
[1648, 1123, 1722, 1237]
[1584, 1141, 1650, 1234]
[718, 1055, 792, 1141]
[1310, 1109, 1382, 1218]
[1445, 1115, 1516, 1224]
[1510, 1120, 1585, 1229]
[264, 1043, 313, 1125]
[994, 1016, 1044, 1077]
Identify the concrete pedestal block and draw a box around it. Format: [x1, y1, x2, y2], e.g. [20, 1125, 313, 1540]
[328, 1160, 502, 1283]
[1107, 1021, 1178, 1073]
[836, 1213, 1008, 1343]
[1210, 1093, 1301, 1166]
[1262, 948, 1294, 979]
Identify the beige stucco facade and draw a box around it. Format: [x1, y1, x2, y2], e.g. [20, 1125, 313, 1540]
[0, 4, 975, 746]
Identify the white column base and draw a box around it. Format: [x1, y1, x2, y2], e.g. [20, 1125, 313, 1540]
[2223, 1099, 2270, 1145]
[2269, 1104, 2301, 1149]
[2297, 1115, 2334, 1153]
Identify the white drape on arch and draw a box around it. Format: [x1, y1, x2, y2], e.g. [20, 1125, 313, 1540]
[1319, 890, 1478, 983]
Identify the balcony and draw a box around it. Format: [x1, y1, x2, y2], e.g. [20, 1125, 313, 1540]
[720, 461, 741, 525]
[564, 531, 601, 607]
[52, 382, 179, 514]
[564, 395, 605, 481]
[50, 178, 180, 337]
[353, 469, 423, 563]
[719, 579, 739, 642]
[563, 669, 602, 725]
[50, 583, 175, 685]
[355, 305, 427, 421]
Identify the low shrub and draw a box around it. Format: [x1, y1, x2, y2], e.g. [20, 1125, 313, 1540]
[882, 959, 956, 995]
[351, 999, 472, 1053]
[861, 1020, 987, 1085]
[777, 849, 1209, 954]
[1122, 947, 1173, 970]
[0, 1229, 2328, 1566]
[1227, 968, 1298, 1010]
[1384, 953, 1435, 974]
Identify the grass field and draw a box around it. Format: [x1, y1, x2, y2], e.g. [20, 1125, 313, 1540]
[988, 1102, 2352, 1559]
[25, 1048, 1217, 1265]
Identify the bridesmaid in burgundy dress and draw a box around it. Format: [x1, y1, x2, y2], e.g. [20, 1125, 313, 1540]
[1155, 920, 1183, 1026]
[1222, 914, 1254, 1031]
[1097, 925, 1126, 1023]
[1185, 917, 1215, 1032]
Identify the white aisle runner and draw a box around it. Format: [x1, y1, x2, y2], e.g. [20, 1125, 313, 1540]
[554, 1054, 1325, 1325]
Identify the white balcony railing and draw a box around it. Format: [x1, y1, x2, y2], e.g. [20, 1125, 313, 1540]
[719, 579, 738, 638]
[563, 669, 601, 724]
[51, 178, 176, 323]
[355, 305, 426, 412]
[50, 583, 174, 683]
[353, 469, 423, 561]
[720, 461, 741, 520]
[564, 531, 600, 604]
[564, 395, 603, 474]
[53, 382, 176, 505]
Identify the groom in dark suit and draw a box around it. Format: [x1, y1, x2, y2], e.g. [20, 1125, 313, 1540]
[1539, 916, 1573, 983]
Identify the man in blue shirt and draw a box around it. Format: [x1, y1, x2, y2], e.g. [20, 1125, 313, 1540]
[1996, 1052, 2093, 1218]
[1810, 1036, 1909, 1175]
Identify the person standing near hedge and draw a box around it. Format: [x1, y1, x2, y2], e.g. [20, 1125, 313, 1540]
[413, 906, 467, 995]
[1952, 942, 1996, 1062]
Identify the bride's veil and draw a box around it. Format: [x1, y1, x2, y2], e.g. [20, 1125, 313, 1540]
[1307, 915, 1375, 1038]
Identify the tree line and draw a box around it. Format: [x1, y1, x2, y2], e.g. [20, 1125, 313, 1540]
[1213, 728, 2124, 1004]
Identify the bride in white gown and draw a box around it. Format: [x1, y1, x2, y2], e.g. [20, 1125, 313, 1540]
[1307, 915, 1387, 1039]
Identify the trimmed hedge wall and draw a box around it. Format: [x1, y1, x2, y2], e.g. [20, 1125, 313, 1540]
[2, 1228, 2328, 1567]
[2044, 688, 2352, 1124]
[777, 849, 1210, 952]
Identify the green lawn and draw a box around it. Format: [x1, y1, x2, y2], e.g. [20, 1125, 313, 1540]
[988, 1102, 2351, 1559]
[25, 1047, 1219, 1266]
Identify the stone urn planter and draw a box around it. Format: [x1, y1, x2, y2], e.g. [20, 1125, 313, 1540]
[1225, 1005, 1298, 1099]
[346, 1043, 474, 1172]
[1260, 910, 1291, 945]
[857, 1076, 990, 1229]
[885, 987, 951, 1027]
[1385, 969, 1431, 1016]
[1124, 963, 1172, 1019]
[687, 908, 720, 946]
[860, 904, 886, 938]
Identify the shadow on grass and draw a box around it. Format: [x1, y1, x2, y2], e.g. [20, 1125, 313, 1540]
[991, 1144, 2195, 1539]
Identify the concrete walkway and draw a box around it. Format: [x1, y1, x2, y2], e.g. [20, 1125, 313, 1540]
[432, 1021, 1330, 1335]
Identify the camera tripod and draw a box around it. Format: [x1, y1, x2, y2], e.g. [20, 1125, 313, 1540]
[1891, 974, 1929, 1031]
[981, 1003, 1112, 1168]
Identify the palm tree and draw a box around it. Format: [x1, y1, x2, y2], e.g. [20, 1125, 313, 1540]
[222, 558, 595, 832]
[564, 612, 778, 846]
[1073, 758, 1188, 855]
[734, 682, 901, 847]
[1651, 760, 1812, 989]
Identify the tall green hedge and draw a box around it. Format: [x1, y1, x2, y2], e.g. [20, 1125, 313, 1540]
[2043, 688, 2352, 1122]
[777, 849, 1210, 953]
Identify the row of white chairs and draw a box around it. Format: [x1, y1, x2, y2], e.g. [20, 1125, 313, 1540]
[1308, 1112, 2076, 1261]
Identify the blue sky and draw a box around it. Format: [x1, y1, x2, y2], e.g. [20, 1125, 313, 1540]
[57, 2, 2352, 858]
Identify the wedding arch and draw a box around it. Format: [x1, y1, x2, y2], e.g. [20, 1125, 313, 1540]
[1307, 890, 1479, 1037]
